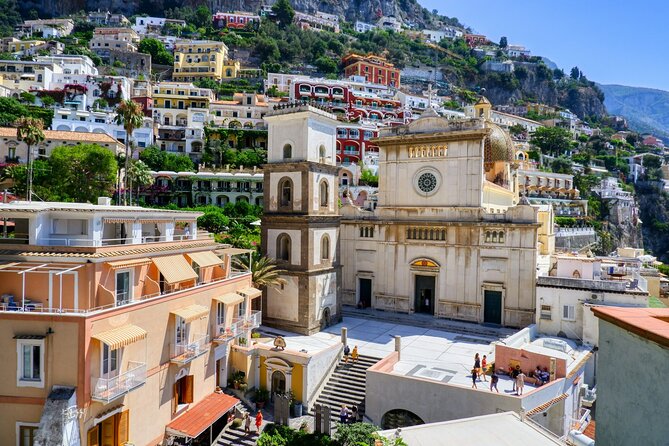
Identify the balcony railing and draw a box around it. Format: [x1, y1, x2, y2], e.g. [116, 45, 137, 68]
[213, 311, 261, 344]
[91, 361, 147, 403]
[170, 334, 210, 364]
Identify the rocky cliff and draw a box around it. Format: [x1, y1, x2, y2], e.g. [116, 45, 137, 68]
[21, 0, 439, 27]
[637, 184, 669, 261]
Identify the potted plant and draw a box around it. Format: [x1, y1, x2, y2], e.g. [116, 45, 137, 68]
[289, 390, 303, 417]
[255, 387, 269, 410]
[230, 370, 245, 390]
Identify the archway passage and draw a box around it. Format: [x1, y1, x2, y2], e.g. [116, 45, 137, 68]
[271, 370, 286, 395]
[381, 409, 424, 430]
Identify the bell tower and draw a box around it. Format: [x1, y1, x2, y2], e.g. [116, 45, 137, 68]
[261, 104, 342, 335]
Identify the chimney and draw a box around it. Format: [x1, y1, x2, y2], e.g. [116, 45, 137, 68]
[98, 197, 112, 206]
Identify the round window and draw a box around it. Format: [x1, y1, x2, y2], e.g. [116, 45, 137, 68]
[417, 172, 438, 193]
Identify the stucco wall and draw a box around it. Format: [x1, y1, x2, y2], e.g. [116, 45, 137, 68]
[596, 319, 669, 446]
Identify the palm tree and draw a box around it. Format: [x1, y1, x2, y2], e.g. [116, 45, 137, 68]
[233, 255, 286, 288]
[15, 117, 45, 202]
[114, 99, 144, 205]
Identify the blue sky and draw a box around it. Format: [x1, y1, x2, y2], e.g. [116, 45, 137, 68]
[421, 0, 669, 91]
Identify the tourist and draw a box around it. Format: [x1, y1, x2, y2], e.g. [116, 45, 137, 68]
[490, 371, 499, 392]
[227, 410, 235, 425]
[534, 366, 544, 385]
[255, 411, 263, 433]
[350, 405, 359, 423]
[516, 370, 526, 395]
[343, 344, 350, 363]
[540, 367, 550, 383]
[471, 368, 478, 389]
[481, 355, 488, 382]
[511, 365, 521, 392]
[243, 413, 251, 434]
[351, 345, 359, 363]
[474, 353, 481, 380]
[340, 405, 349, 424]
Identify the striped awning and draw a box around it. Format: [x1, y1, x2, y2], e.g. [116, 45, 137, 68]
[107, 258, 152, 269]
[137, 218, 174, 224]
[152, 255, 198, 284]
[92, 325, 147, 350]
[214, 293, 244, 306]
[103, 217, 136, 224]
[171, 304, 209, 323]
[215, 248, 253, 256]
[238, 287, 262, 299]
[187, 251, 224, 268]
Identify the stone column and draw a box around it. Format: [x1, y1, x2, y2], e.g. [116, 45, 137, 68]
[395, 335, 401, 360]
[341, 327, 347, 346]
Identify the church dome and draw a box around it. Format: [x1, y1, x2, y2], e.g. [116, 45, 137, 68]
[484, 123, 515, 163]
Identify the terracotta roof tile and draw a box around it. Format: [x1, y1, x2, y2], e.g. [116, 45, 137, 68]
[167, 392, 238, 438]
[592, 307, 669, 349]
[0, 127, 122, 145]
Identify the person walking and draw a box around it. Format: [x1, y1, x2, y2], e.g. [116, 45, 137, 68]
[516, 370, 526, 396]
[351, 345, 359, 363]
[255, 411, 263, 433]
[490, 371, 499, 392]
[243, 412, 251, 434]
[511, 365, 521, 392]
[471, 368, 478, 389]
[340, 405, 349, 424]
[481, 355, 488, 382]
[473, 353, 481, 381]
[343, 344, 350, 364]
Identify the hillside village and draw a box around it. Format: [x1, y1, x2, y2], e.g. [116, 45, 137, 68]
[0, 1, 668, 446]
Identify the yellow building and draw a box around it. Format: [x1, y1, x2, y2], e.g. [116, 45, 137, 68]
[172, 40, 241, 82]
[7, 40, 46, 53]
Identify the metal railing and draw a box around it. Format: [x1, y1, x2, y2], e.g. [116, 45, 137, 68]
[37, 234, 195, 247]
[171, 334, 210, 364]
[91, 361, 147, 403]
[214, 311, 261, 344]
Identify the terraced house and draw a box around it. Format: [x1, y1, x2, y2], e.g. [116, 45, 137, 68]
[172, 40, 240, 82]
[0, 200, 261, 445]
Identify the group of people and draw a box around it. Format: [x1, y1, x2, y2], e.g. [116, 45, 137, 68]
[339, 404, 361, 424]
[343, 344, 359, 364]
[470, 353, 489, 389]
[230, 411, 263, 435]
[532, 366, 551, 385]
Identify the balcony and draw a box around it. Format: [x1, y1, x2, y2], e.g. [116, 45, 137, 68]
[170, 334, 210, 364]
[213, 311, 261, 345]
[91, 361, 147, 403]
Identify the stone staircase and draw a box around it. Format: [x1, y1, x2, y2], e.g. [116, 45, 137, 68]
[216, 400, 260, 446]
[311, 354, 380, 423]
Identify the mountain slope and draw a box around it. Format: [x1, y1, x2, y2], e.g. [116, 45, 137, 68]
[599, 84, 669, 139]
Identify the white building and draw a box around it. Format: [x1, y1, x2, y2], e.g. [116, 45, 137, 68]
[51, 108, 154, 149]
[537, 255, 648, 347]
[48, 74, 133, 109]
[377, 16, 402, 32]
[354, 21, 376, 33]
[35, 55, 98, 76]
[422, 27, 463, 43]
[131, 16, 186, 35]
[507, 45, 531, 58]
[17, 19, 74, 38]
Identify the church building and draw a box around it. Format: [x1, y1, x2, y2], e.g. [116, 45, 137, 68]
[339, 98, 542, 327]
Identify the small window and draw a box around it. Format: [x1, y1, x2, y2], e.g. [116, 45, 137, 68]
[279, 178, 292, 207]
[283, 144, 292, 159]
[101, 343, 119, 378]
[320, 180, 329, 207]
[277, 233, 291, 262]
[115, 269, 132, 305]
[17, 339, 44, 387]
[540, 305, 552, 320]
[18, 424, 38, 446]
[562, 305, 576, 321]
[321, 235, 330, 261]
[175, 316, 189, 345]
[216, 302, 225, 326]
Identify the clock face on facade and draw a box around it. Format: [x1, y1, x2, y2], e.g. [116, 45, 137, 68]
[417, 172, 438, 193]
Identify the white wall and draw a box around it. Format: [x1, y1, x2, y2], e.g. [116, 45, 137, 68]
[266, 277, 299, 322]
[267, 229, 302, 266]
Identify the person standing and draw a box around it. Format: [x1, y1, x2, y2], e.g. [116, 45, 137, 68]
[474, 353, 481, 381]
[255, 411, 263, 433]
[340, 405, 349, 424]
[343, 344, 350, 364]
[243, 413, 251, 434]
[511, 365, 521, 392]
[516, 370, 526, 395]
[481, 355, 488, 382]
[490, 371, 499, 392]
[351, 345, 359, 363]
[350, 405, 359, 423]
[471, 368, 478, 389]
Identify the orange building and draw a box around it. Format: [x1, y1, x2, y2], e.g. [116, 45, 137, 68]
[0, 200, 261, 445]
[342, 53, 400, 88]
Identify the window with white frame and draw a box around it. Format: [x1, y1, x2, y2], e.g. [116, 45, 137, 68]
[175, 316, 189, 345]
[562, 305, 576, 321]
[216, 302, 225, 327]
[17, 423, 39, 446]
[17, 339, 44, 387]
[238, 299, 246, 318]
[101, 343, 120, 378]
[540, 305, 552, 320]
[115, 269, 132, 305]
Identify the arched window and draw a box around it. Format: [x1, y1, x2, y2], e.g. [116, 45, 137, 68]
[319, 180, 329, 207]
[319, 144, 326, 159]
[283, 144, 292, 159]
[279, 178, 292, 207]
[277, 234, 291, 262]
[321, 234, 330, 261]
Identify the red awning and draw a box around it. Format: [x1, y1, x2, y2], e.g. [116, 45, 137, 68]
[166, 392, 239, 438]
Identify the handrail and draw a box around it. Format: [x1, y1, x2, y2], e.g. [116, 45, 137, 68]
[91, 361, 147, 403]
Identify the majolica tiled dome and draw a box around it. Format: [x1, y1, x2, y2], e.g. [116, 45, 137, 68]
[484, 123, 515, 163]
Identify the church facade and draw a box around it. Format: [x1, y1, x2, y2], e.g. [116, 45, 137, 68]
[339, 99, 541, 327]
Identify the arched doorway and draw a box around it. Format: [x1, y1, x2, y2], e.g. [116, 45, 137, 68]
[381, 409, 424, 430]
[271, 370, 286, 395]
[410, 258, 439, 315]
